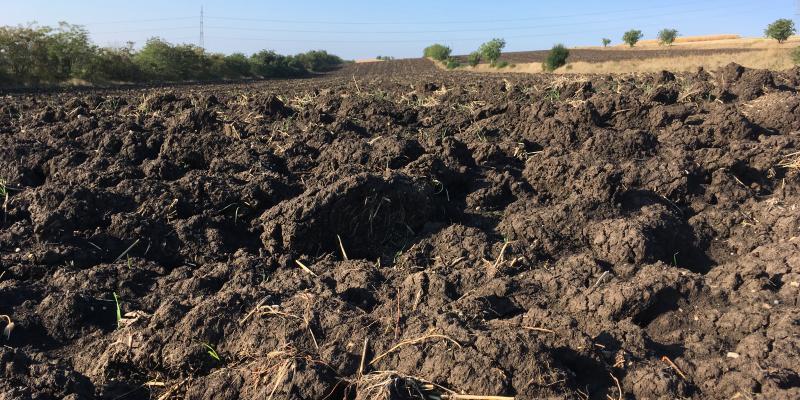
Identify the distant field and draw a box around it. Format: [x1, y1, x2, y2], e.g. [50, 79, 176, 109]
[451, 35, 800, 74]
[454, 47, 762, 64]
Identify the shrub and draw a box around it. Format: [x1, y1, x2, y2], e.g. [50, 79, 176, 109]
[496, 60, 509, 68]
[0, 24, 64, 84]
[623, 29, 643, 48]
[765, 19, 796, 43]
[445, 57, 461, 69]
[44, 22, 97, 81]
[602, 38, 611, 47]
[792, 46, 800, 64]
[294, 50, 342, 72]
[658, 29, 679, 46]
[423, 44, 451, 61]
[479, 38, 506, 66]
[249, 50, 307, 78]
[134, 38, 209, 81]
[222, 53, 252, 78]
[86, 45, 142, 82]
[542, 44, 569, 72]
[206, 52, 252, 79]
[467, 51, 481, 67]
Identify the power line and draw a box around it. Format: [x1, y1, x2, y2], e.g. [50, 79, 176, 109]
[204, 0, 730, 26]
[203, 2, 754, 36]
[78, 17, 197, 26]
[91, 26, 197, 35]
[201, 6, 760, 45]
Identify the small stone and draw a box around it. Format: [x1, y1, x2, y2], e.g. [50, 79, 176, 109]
[727, 352, 740, 359]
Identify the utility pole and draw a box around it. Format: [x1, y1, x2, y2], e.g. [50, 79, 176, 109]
[199, 5, 205, 49]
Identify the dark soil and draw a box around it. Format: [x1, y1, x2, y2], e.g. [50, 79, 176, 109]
[1, 61, 799, 400]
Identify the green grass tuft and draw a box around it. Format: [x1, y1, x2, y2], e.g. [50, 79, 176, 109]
[202, 342, 222, 362]
[112, 292, 122, 329]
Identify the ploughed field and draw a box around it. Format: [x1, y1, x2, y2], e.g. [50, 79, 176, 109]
[1, 61, 800, 399]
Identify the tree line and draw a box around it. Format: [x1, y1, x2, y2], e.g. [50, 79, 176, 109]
[421, 18, 798, 74]
[0, 22, 344, 87]
[424, 38, 509, 70]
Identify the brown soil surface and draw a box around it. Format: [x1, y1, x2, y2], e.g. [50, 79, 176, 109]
[1, 62, 800, 400]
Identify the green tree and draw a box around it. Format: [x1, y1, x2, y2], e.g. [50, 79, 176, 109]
[658, 29, 678, 46]
[249, 50, 306, 78]
[294, 50, 342, 72]
[134, 38, 209, 81]
[602, 38, 611, 47]
[467, 51, 481, 67]
[0, 24, 53, 84]
[622, 29, 644, 48]
[542, 44, 569, 72]
[423, 44, 451, 61]
[222, 53, 252, 78]
[765, 19, 796, 43]
[46, 22, 95, 80]
[479, 38, 506, 66]
[85, 43, 141, 82]
[0, 21, 344, 86]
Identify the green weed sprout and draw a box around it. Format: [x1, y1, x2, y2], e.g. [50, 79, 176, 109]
[202, 342, 221, 362]
[112, 292, 122, 329]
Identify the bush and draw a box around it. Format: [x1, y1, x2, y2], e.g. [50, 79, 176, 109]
[542, 44, 569, 72]
[658, 29, 678, 46]
[602, 38, 611, 47]
[45, 23, 97, 81]
[134, 38, 209, 81]
[423, 44, 452, 61]
[205, 52, 252, 80]
[86, 45, 142, 82]
[765, 19, 796, 43]
[445, 57, 461, 69]
[222, 53, 253, 78]
[479, 38, 506, 66]
[495, 60, 509, 68]
[623, 29, 643, 48]
[249, 50, 307, 78]
[294, 50, 342, 72]
[467, 51, 481, 67]
[0, 23, 84, 84]
[793, 47, 800, 64]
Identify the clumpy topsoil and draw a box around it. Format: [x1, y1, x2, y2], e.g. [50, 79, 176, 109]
[1, 61, 799, 399]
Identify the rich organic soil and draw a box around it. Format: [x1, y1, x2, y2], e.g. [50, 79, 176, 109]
[1, 61, 799, 400]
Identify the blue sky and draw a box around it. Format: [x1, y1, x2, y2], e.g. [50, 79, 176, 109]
[2, 0, 797, 59]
